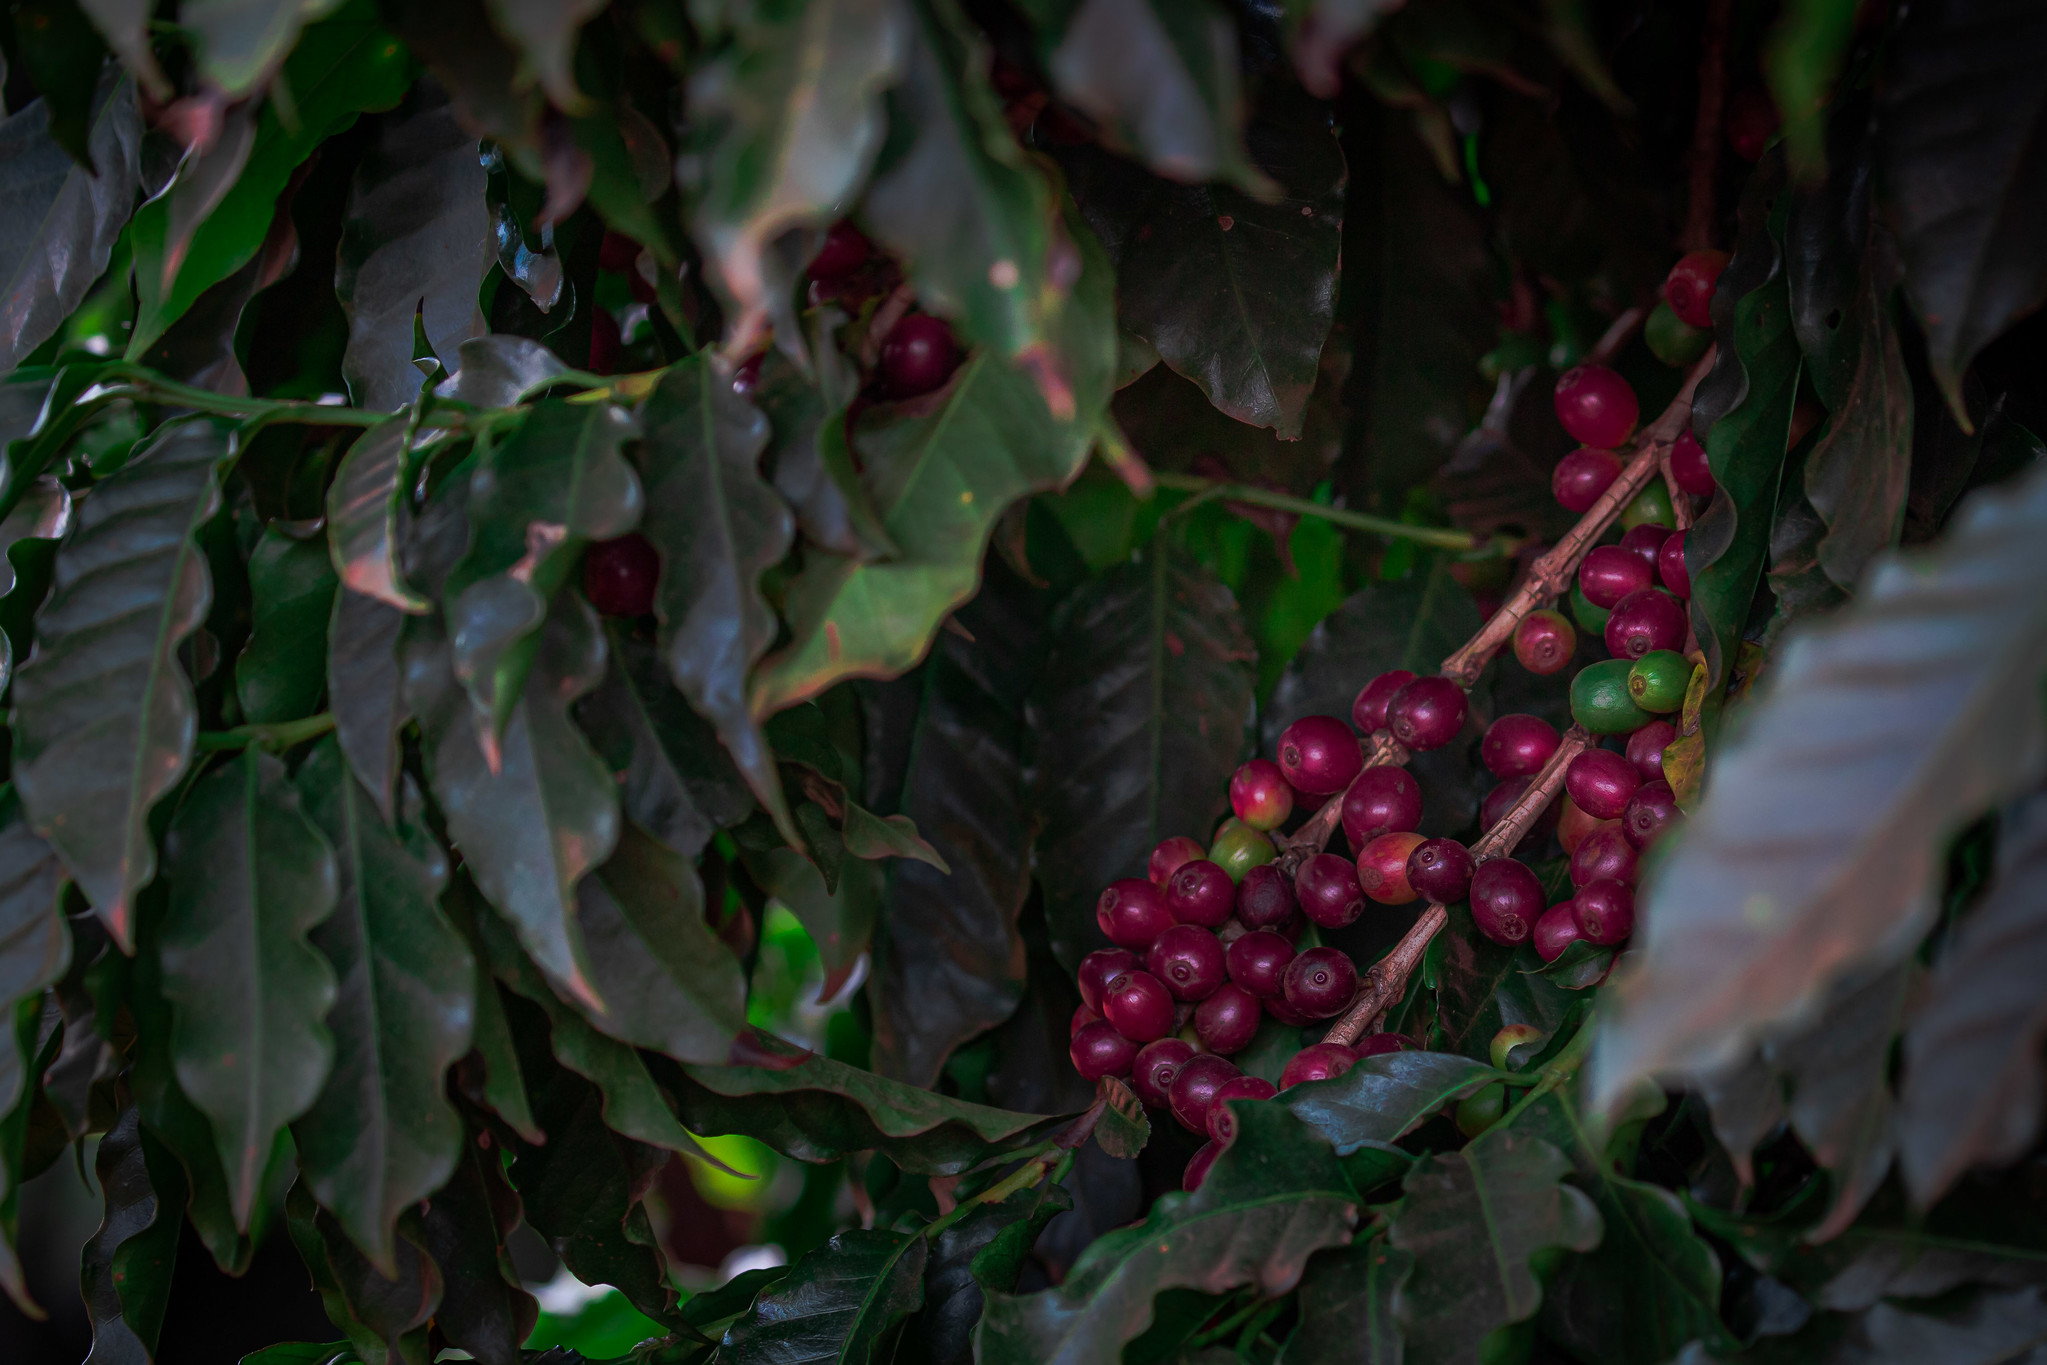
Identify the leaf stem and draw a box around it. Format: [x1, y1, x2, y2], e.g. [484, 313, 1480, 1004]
[1495, 1019, 1596, 1132]
[1150, 473, 1485, 552]
[196, 713, 337, 752]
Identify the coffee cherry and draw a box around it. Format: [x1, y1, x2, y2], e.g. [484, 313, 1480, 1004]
[1554, 364, 1639, 449]
[1195, 983, 1263, 1055]
[1356, 1032, 1413, 1057]
[1296, 852, 1366, 927]
[1470, 858, 1543, 946]
[1131, 1038, 1195, 1109]
[1352, 669, 1416, 733]
[1234, 864, 1296, 929]
[1513, 609, 1577, 676]
[1604, 588, 1687, 660]
[1101, 969, 1175, 1042]
[1169, 1053, 1242, 1134]
[1358, 832, 1426, 905]
[587, 307, 622, 376]
[1479, 778, 1560, 850]
[1206, 1075, 1278, 1145]
[1148, 836, 1206, 886]
[1077, 948, 1139, 1012]
[1579, 545, 1654, 610]
[1070, 1020, 1138, 1080]
[808, 221, 872, 282]
[1619, 524, 1667, 570]
[1572, 658, 1655, 735]
[1645, 300, 1710, 367]
[1626, 720, 1678, 782]
[1455, 1084, 1507, 1138]
[1565, 749, 1642, 821]
[1146, 924, 1226, 1002]
[1570, 825, 1639, 887]
[1670, 430, 1716, 496]
[598, 229, 641, 274]
[1282, 946, 1359, 1018]
[1623, 781, 1678, 849]
[1407, 837, 1475, 904]
[1491, 1024, 1547, 1071]
[1166, 861, 1236, 928]
[879, 314, 962, 398]
[1071, 1003, 1099, 1039]
[1621, 480, 1677, 530]
[1278, 716, 1363, 794]
[1664, 250, 1729, 328]
[1657, 533, 1690, 598]
[1482, 714, 1561, 779]
[1726, 85, 1779, 162]
[1628, 649, 1691, 713]
[583, 534, 662, 617]
[1225, 929, 1295, 998]
[1533, 903, 1583, 962]
[1280, 1042, 1359, 1089]
[1574, 878, 1636, 944]
[1552, 447, 1624, 513]
[1098, 878, 1174, 949]
[1183, 1141, 1221, 1191]
[1229, 759, 1294, 831]
[1571, 584, 1612, 634]
[1556, 796, 1611, 855]
[1263, 993, 1314, 1028]
[1387, 676, 1468, 751]
[1208, 824, 1275, 882]
[1341, 767, 1423, 846]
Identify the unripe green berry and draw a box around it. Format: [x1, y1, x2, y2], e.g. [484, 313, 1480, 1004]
[1571, 584, 1612, 634]
[1491, 1024, 1546, 1071]
[1455, 1083, 1506, 1138]
[1645, 300, 1710, 367]
[1209, 823, 1276, 882]
[1627, 650, 1692, 713]
[1620, 481, 1676, 530]
[1572, 658, 1655, 735]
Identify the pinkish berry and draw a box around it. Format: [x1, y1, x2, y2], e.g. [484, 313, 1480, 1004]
[1670, 429, 1715, 496]
[1623, 781, 1679, 849]
[1279, 1042, 1358, 1089]
[1234, 864, 1296, 929]
[1619, 523, 1667, 569]
[1226, 929, 1295, 998]
[1170, 1054, 1242, 1134]
[1386, 676, 1468, 751]
[1148, 836, 1206, 886]
[1479, 777, 1560, 849]
[1351, 670, 1416, 733]
[1605, 588, 1688, 661]
[1230, 759, 1295, 831]
[1195, 983, 1263, 1055]
[1167, 860, 1237, 928]
[1555, 364, 1639, 449]
[1565, 749, 1642, 821]
[1358, 832, 1425, 905]
[1574, 878, 1636, 944]
[1132, 1038, 1195, 1109]
[1071, 1004, 1099, 1038]
[1579, 545, 1654, 609]
[1206, 1075, 1278, 1145]
[1076, 948, 1138, 1012]
[1282, 947, 1358, 1018]
[1146, 925, 1227, 1002]
[1658, 533, 1690, 597]
[1278, 716, 1363, 795]
[1070, 1021, 1137, 1080]
[1533, 904, 1583, 962]
[1481, 714, 1561, 779]
[1406, 838, 1475, 904]
[1356, 1032, 1413, 1057]
[1470, 858, 1543, 946]
[1570, 825, 1639, 887]
[1100, 970, 1175, 1042]
[1098, 878, 1174, 949]
[1626, 721, 1677, 783]
[1342, 766, 1423, 846]
[1183, 1140, 1221, 1191]
[1295, 853, 1366, 928]
[1553, 447, 1624, 514]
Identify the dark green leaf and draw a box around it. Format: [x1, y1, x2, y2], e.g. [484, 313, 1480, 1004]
[720, 1226, 929, 1365]
[183, 0, 353, 96]
[975, 1103, 1357, 1364]
[0, 67, 142, 369]
[920, 1182, 1073, 1365]
[337, 82, 493, 410]
[237, 525, 339, 724]
[382, 0, 540, 154]
[1525, 939, 1613, 991]
[161, 748, 339, 1227]
[434, 335, 570, 408]
[1287, 1239, 1410, 1365]
[77, 0, 167, 99]
[415, 1137, 538, 1365]
[328, 419, 430, 615]
[13, 421, 226, 951]
[484, 0, 604, 109]
[1432, 906, 1576, 1064]
[742, 844, 878, 998]
[1094, 1077, 1149, 1160]
[442, 882, 540, 1143]
[329, 589, 411, 825]
[0, 471, 71, 686]
[81, 1106, 184, 1365]
[236, 1344, 358, 1365]
[291, 738, 472, 1274]
[285, 1182, 441, 1365]
[0, 997, 60, 1311]
[1280, 1050, 1501, 1155]
[761, 343, 893, 559]
[11, 2, 109, 168]
[0, 790, 68, 1168]
[1028, 548, 1254, 972]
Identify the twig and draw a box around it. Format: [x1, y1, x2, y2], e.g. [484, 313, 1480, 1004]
[1151, 473, 1483, 552]
[1586, 307, 1647, 367]
[1683, 0, 1734, 252]
[858, 281, 919, 368]
[1277, 731, 1409, 875]
[1660, 442, 1696, 532]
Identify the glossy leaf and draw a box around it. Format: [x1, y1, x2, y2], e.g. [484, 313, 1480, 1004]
[12, 422, 226, 951]
[161, 749, 339, 1227]
[1594, 460, 2047, 1109]
[0, 791, 67, 1164]
[720, 1226, 929, 1365]
[327, 419, 429, 615]
[237, 525, 339, 724]
[11, 0, 110, 170]
[337, 82, 493, 410]
[1433, 907, 1578, 1065]
[921, 1182, 1073, 1365]
[745, 843, 879, 990]
[485, 0, 606, 109]
[1028, 549, 1254, 971]
[80, 1106, 183, 1365]
[292, 739, 472, 1275]
[434, 335, 569, 409]
[183, 0, 348, 97]
[1528, 940, 1615, 991]
[976, 1103, 1357, 1365]
[1281, 1050, 1501, 1155]
[415, 1138, 537, 1365]
[286, 1182, 442, 1365]
[1288, 1240, 1411, 1365]
[0, 68, 142, 370]
[329, 588, 410, 825]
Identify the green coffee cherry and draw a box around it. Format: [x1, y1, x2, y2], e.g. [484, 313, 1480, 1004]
[1645, 300, 1710, 367]
[1455, 1083, 1507, 1138]
[1571, 584, 1612, 634]
[1572, 658, 1655, 734]
[1620, 480, 1676, 530]
[1490, 1024, 1547, 1071]
[1209, 823, 1275, 882]
[1627, 650, 1692, 713]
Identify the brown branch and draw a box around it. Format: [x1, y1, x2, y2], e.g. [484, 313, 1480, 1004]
[1277, 731, 1410, 875]
[1660, 443, 1696, 532]
[1586, 307, 1647, 368]
[1683, 0, 1734, 252]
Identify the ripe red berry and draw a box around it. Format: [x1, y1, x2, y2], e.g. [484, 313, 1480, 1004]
[1224, 929, 1294, 998]
[1658, 533, 1690, 598]
[1619, 524, 1667, 570]
[1167, 860, 1236, 928]
[1470, 858, 1543, 946]
[1482, 714, 1561, 779]
[1352, 669, 1416, 733]
[1234, 864, 1296, 929]
[1229, 759, 1294, 831]
[1277, 716, 1363, 795]
[1623, 781, 1679, 849]
[1579, 545, 1654, 609]
[1514, 609, 1577, 676]
[1281, 946, 1358, 1018]
[1554, 364, 1639, 449]
[1358, 832, 1426, 905]
[879, 314, 962, 398]
[1664, 250, 1730, 328]
[1206, 1075, 1278, 1145]
[583, 534, 661, 617]
[1406, 838, 1476, 904]
[1725, 86, 1779, 163]
[1552, 447, 1624, 513]
[1195, 983, 1263, 1055]
[1480, 777, 1561, 848]
[1557, 797, 1611, 856]
[597, 230, 641, 274]
[1132, 1038, 1195, 1108]
[1670, 430, 1716, 496]
[1360, 1033, 1412, 1058]
[1146, 924, 1226, 1002]
[1533, 903, 1582, 962]
[1387, 676, 1467, 751]
[808, 221, 872, 282]
[587, 306, 622, 376]
[1071, 1003, 1099, 1039]
[1149, 836, 1206, 886]
[1626, 721, 1677, 783]
[1574, 878, 1636, 944]
[1098, 879, 1174, 949]
[1565, 749, 1642, 821]
[1280, 1041, 1359, 1089]
[1295, 853, 1366, 927]
[1341, 766, 1423, 846]
[1604, 588, 1687, 660]
[1100, 969, 1175, 1042]
[1170, 1054, 1242, 1134]
[1183, 1140, 1221, 1191]
[1570, 825, 1639, 887]
[1070, 1020, 1138, 1080]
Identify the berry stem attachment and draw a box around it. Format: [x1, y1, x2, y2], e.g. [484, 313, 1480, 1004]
[1276, 731, 1410, 875]
[1321, 726, 1593, 1046]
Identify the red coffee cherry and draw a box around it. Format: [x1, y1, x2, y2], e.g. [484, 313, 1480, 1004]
[1077, 948, 1139, 1012]
[1480, 777, 1560, 848]
[1070, 1003, 1099, 1039]
[1533, 903, 1583, 962]
[1664, 250, 1729, 328]
[1230, 759, 1294, 831]
[1579, 545, 1654, 609]
[1278, 716, 1363, 794]
[1352, 669, 1416, 733]
[1167, 860, 1237, 928]
[1194, 983, 1263, 1055]
[1280, 1041, 1359, 1089]
[1513, 609, 1577, 676]
[1101, 969, 1176, 1042]
[1341, 766, 1423, 846]
[1225, 929, 1295, 998]
[1149, 835, 1206, 886]
[879, 314, 963, 398]
[1170, 1053, 1242, 1134]
[1206, 1075, 1278, 1145]
[1406, 837, 1475, 904]
[1386, 676, 1467, 751]
[1264, 993, 1314, 1027]
[1146, 924, 1227, 1002]
[1670, 429, 1716, 496]
[1554, 364, 1639, 449]
[598, 229, 641, 274]
[1131, 1037, 1195, 1109]
[1098, 878, 1174, 949]
[1619, 523, 1667, 570]
[1565, 749, 1643, 821]
[1574, 878, 1636, 944]
[809, 221, 872, 282]
[1626, 720, 1678, 783]
[588, 306, 622, 376]
[1482, 714, 1561, 779]
[1281, 946, 1358, 1018]
[1183, 1140, 1221, 1191]
[1234, 864, 1296, 929]
[1070, 1020, 1138, 1080]
[1356, 1032, 1413, 1057]
[1557, 797, 1612, 856]
[1623, 781, 1679, 849]
[1358, 832, 1426, 905]
[583, 534, 661, 617]
[1604, 588, 1687, 660]
[1571, 825, 1639, 887]
[1470, 859, 1544, 946]
[1658, 532, 1690, 597]
[1553, 447, 1624, 514]
[1295, 853, 1366, 928]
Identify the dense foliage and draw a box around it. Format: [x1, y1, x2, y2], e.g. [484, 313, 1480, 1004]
[0, 1, 2044, 1363]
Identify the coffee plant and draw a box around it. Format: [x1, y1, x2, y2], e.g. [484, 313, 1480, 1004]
[0, 1, 2044, 1363]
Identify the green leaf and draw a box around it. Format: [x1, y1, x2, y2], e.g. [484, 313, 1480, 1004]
[434, 335, 570, 408]
[0, 790, 68, 1164]
[840, 802, 948, 872]
[414, 1138, 538, 1365]
[128, 7, 410, 354]
[744, 843, 879, 993]
[483, 0, 604, 109]
[637, 357, 798, 844]
[1094, 1077, 1150, 1160]
[329, 589, 411, 825]
[1385, 1126, 1602, 1363]
[0, 68, 142, 369]
[0, 997, 60, 1312]
[1028, 548, 1254, 972]
[12, 421, 227, 951]
[720, 1226, 929, 1365]
[77, 0, 168, 99]
[237, 524, 340, 724]
[1432, 906, 1577, 1064]
[183, 0, 348, 97]
[161, 748, 339, 1227]
[337, 83, 493, 410]
[1593, 461, 2047, 1111]
[1525, 939, 1614, 991]
[921, 1182, 1074, 1365]
[81, 1106, 184, 1364]
[1287, 1239, 1411, 1365]
[1280, 1050, 1502, 1155]
[10, 1, 110, 168]
[291, 738, 472, 1275]
[975, 1103, 1358, 1365]
[328, 418, 431, 615]
[445, 400, 641, 747]
[285, 1181, 442, 1365]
